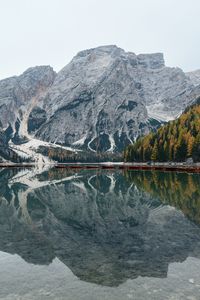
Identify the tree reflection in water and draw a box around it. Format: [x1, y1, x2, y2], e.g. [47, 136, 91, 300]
[0, 167, 200, 286]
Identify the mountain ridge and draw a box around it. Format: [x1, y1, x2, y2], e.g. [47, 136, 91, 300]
[0, 45, 200, 162]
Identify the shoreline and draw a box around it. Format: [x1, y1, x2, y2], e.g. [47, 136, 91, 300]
[0, 162, 200, 173]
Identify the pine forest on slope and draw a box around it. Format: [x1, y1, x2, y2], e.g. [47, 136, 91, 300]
[124, 98, 200, 162]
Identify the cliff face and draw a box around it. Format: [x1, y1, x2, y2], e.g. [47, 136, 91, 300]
[0, 66, 56, 129]
[0, 45, 199, 158]
[0, 66, 56, 161]
[36, 46, 199, 152]
[187, 69, 200, 86]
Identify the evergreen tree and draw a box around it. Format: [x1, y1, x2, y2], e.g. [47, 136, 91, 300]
[151, 142, 158, 161]
[124, 99, 200, 162]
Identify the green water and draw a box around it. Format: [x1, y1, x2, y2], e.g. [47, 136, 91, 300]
[0, 167, 200, 299]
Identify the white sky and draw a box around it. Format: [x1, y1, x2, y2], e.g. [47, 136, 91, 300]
[0, 0, 200, 79]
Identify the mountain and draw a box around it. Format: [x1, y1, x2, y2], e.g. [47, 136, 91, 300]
[124, 97, 200, 162]
[0, 45, 200, 161]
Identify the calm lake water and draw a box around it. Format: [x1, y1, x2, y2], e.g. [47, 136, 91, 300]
[0, 167, 200, 300]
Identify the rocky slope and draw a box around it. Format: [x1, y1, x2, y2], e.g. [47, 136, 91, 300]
[0, 66, 55, 130]
[187, 69, 200, 86]
[0, 45, 200, 159]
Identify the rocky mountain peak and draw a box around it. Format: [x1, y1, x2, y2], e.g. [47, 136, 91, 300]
[36, 46, 198, 153]
[18, 65, 56, 96]
[76, 45, 125, 58]
[20, 65, 56, 83]
[0, 45, 200, 159]
[55, 45, 125, 88]
[0, 65, 56, 130]
[28, 46, 200, 153]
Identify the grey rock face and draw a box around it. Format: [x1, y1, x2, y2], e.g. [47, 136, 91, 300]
[36, 46, 199, 151]
[28, 106, 47, 133]
[0, 66, 56, 129]
[0, 45, 199, 154]
[36, 46, 151, 151]
[186, 69, 200, 86]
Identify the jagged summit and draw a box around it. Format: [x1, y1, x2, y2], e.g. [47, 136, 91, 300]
[37, 46, 198, 151]
[67, 46, 165, 75]
[75, 44, 125, 57]
[21, 65, 55, 76]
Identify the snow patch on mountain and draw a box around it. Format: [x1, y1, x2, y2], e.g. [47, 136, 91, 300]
[146, 105, 175, 122]
[88, 137, 97, 152]
[107, 135, 116, 152]
[9, 137, 77, 166]
[73, 135, 87, 146]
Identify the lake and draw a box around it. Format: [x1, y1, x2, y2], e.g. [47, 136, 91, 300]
[0, 167, 200, 299]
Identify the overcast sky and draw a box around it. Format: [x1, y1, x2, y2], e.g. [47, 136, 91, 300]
[0, 0, 200, 79]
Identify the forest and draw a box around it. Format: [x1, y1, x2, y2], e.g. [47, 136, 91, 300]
[124, 98, 200, 162]
[37, 145, 122, 163]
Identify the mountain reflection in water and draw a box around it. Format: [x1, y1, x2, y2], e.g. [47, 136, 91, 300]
[0, 167, 200, 287]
